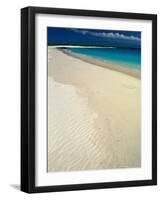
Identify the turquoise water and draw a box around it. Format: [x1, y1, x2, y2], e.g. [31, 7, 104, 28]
[66, 47, 141, 69]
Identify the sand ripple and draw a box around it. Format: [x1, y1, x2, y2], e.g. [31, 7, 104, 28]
[48, 78, 107, 171]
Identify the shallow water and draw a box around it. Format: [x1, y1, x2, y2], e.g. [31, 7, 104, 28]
[66, 47, 141, 69]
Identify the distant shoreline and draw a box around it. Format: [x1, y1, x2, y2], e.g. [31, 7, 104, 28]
[59, 48, 141, 79]
[48, 44, 141, 49]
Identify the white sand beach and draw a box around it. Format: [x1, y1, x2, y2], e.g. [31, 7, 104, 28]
[48, 47, 141, 172]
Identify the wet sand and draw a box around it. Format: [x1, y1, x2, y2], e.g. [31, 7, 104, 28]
[62, 48, 141, 79]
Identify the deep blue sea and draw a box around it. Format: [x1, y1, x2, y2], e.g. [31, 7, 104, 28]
[66, 47, 141, 69]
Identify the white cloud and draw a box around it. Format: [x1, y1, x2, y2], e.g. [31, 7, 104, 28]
[72, 29, 141, 41]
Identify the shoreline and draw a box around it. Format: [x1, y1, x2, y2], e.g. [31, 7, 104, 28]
[60, 48, 141, 79]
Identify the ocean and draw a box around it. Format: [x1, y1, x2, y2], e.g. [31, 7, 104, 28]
[65, 47, 141, 69]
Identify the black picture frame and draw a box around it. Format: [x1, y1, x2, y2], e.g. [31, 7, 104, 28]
[21, 6, 157, 193]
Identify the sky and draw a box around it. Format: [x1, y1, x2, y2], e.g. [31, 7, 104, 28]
[48, 27, 141, 48]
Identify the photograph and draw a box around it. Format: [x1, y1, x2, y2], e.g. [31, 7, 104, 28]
[47, 27, 141, 172]
[21, 6, 157, 193]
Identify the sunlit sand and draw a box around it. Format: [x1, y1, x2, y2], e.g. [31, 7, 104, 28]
[48, 47, 141, 172]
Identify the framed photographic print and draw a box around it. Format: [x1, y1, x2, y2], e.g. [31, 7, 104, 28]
[21, 6, 157, 193]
